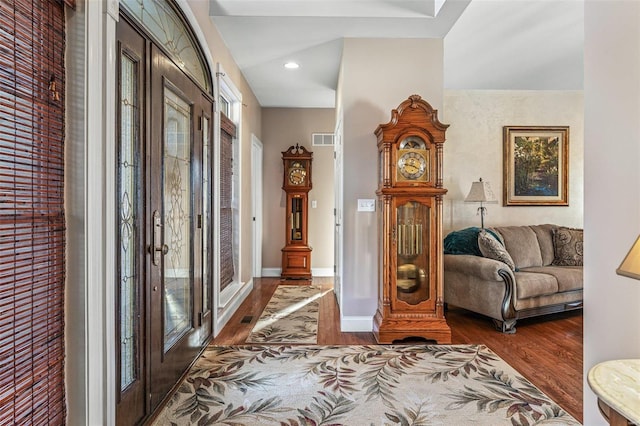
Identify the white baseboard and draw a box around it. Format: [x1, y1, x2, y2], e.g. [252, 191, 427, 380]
[261, 268, 281, 277]
[215, 279, 253, 336]
[312, 267, 333, 277]
[219, 280, 244, 309]
[340, 315, 373, 332]
[261, 267, 334, 278]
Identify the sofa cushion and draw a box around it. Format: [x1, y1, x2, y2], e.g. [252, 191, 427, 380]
[514, 271, 559, 299]
[521, 266, 583, 292]
[478, 230, 516, 271]
[552, 227, 584, 266]
[530, 224, 557, 266]
[494, 226, 543, 269]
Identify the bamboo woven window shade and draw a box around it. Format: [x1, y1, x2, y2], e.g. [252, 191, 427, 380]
[0, 0, 66, 424]
[220, 113, 235, 290]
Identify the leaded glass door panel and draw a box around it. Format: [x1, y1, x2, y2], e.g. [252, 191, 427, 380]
[148, 44, 209, 409]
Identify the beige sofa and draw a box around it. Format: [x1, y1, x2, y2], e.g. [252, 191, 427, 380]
[443, 224, 583, 333]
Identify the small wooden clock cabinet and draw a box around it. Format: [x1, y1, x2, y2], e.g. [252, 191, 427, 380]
[281, 144, 313, 279]
[373, 95, 451, 344]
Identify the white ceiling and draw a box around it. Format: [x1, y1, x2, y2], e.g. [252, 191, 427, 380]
[208, 0, 584, 108]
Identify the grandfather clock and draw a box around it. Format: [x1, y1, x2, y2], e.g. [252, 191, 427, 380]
[281, 144, 313, 279]
[373, 95, 451, 344]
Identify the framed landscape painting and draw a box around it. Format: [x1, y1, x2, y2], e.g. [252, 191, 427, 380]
[503, 126, 569, 206]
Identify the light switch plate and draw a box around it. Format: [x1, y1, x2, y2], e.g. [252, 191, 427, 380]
[357, 199, 375, 212]
[311, 200, 317, 208]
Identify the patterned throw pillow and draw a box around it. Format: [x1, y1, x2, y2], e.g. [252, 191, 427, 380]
[552, 227, 583, 266]
[478, 230, 517, 271]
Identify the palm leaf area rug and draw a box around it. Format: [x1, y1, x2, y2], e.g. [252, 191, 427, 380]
[245, 285, 325, 344]
[153, 344, 580, 426]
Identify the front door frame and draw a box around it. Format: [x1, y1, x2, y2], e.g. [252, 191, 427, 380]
[66, 1, 219, 423]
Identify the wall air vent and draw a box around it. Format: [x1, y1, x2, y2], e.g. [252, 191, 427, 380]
[312, 133, 334, 146]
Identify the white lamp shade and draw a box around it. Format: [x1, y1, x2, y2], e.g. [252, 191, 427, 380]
[465, 178, 497, 204]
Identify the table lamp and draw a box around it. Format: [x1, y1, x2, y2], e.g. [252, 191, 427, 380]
[464, 177, 497, 229]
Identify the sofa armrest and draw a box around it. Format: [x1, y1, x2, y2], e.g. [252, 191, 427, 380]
[444, 254, 514, 282]
[444, 254, 517, 329]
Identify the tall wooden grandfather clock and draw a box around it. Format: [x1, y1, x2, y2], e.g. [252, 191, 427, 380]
[373, 95, 451, 344]
[281, 144, 313, 279]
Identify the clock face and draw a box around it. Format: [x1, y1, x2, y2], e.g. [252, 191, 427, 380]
[397, 151, 427, 180]
[288, 166, 307, 185]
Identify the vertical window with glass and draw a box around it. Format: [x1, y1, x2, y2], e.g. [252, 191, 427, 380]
[118, 52, 139, 391]
[202, 116, 211, 317]
[217, 69, 242, 296]
[162, 88, 193, 351]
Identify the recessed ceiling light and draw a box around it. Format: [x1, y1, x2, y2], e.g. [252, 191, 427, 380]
[284, 62, 300, 69]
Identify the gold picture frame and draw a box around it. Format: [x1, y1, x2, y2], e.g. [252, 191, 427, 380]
[503, 126, 569, 206]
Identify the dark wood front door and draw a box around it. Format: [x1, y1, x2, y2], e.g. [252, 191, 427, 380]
[116, 16, 213, 425]
[148, 42, 209, 408]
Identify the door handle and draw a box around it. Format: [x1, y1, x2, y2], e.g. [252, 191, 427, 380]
[149, 210, 169, 265]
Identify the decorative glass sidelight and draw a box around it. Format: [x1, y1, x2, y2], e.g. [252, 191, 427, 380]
[395, 201, 430, 305]
[202, 116, 210, 314]
[119, 54, 138, 390]
[163, 88, 192, 352]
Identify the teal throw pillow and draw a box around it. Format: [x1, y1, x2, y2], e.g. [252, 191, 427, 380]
[444, 227, 501, 256]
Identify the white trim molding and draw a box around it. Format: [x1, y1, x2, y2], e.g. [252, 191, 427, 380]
[65, 0, 118, 424]
[261, 268, 281, 277]
[340, 316, 374, 332]
[312, 267, 334, 277]
[215, 279, 254, 335]
[261, 267, 334, 277]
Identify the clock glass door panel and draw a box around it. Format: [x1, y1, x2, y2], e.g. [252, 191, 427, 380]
[291, 196, 303, 241]
[394, 200, 432, 308]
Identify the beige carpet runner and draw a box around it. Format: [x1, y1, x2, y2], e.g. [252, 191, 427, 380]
[153, 344, 580, 425]
[245, 285, 323, 344]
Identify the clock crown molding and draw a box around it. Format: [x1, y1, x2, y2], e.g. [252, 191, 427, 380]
[374, 94, 449, 141]
[282, 143, 313, 159]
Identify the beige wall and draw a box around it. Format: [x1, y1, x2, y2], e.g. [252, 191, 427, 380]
[584, 2, 640, 424]
[338, 38, 444, 320]
[261, 108, 336, 272]
[187, 0, 262, 284]
[442, 90, 584, 234]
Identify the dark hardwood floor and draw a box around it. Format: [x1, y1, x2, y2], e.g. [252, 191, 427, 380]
[213, 277, 583, 423]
